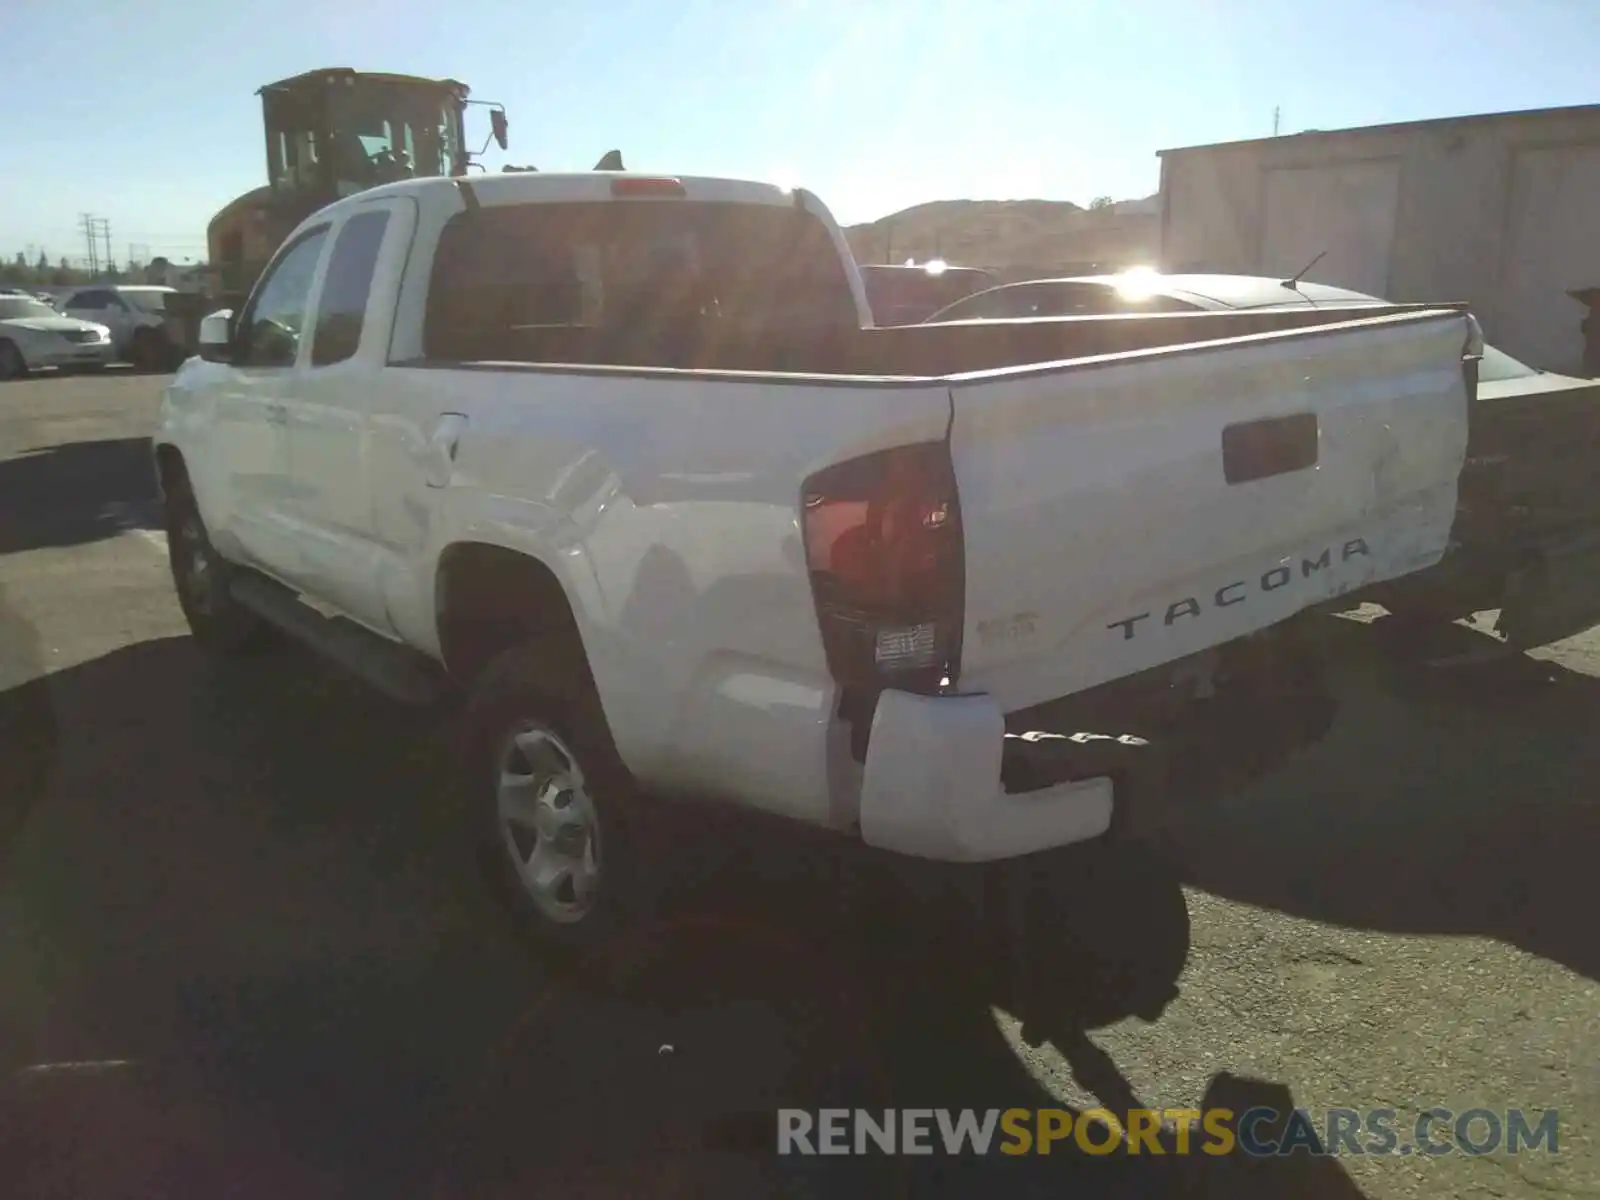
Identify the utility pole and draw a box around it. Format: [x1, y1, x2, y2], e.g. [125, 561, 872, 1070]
[1273, 106, 1282, 137]
[99, 219, 112, 274]
[80, 213, 100, 273]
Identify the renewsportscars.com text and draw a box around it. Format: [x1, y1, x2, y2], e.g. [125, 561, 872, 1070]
[777, 1107, 1561, 1158]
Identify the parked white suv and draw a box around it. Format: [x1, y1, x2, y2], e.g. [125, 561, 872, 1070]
[57, 284, 176, 370]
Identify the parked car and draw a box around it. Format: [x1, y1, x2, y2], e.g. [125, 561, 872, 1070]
[927, 271, 1600, 651]
[923, 271, 1385, 322]
[152, 173, 1478, 952]
[56, 284, 178, 370]
[0, 293, 117, 379]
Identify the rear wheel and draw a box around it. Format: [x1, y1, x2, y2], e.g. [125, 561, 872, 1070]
[164, 487, 268, 654]
[463, 638, 659, 956]
[0, 339, 27, 381]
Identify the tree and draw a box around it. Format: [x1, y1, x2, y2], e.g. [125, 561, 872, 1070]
[1089, 196, 1115, 211]
[35, 251, 49, 273]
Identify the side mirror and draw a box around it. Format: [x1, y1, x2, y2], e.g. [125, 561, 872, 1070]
[490, 108, 508, 151]
[198, 309, 235, 364]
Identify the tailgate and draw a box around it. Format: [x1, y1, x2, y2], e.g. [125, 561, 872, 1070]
[948, 309, 1474, 711]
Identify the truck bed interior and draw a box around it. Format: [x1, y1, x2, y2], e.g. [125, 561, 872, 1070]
[419, 303, 1468, 379]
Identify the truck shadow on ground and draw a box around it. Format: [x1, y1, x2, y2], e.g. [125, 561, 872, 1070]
[0, 437, 160, 555]
[1162, 614, 1600, 985]
[0, 578, 57, 872]
[0, 634, 1370, 1198]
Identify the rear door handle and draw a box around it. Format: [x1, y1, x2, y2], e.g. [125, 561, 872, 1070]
[424, 413, 469, 489]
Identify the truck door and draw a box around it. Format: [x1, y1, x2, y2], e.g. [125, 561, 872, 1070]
[278, 198, 412, 630]
[212, 223, 332, 578]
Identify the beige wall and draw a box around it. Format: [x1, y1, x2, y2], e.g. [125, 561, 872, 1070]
[1159, 108, 1600, 372]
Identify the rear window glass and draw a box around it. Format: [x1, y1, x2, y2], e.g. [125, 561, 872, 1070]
[425, 200, 859, 362]
[933, 282, 1197, 322]
[121, 290, 168, 313]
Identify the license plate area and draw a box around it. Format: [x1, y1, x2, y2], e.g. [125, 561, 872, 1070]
[1222, 412, 1319, 484]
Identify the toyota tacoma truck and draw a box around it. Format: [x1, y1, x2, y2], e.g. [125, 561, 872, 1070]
[151, 170, 1481, 951]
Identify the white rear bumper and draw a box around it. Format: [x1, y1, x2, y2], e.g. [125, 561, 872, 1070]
[858, 688, 1114, 862]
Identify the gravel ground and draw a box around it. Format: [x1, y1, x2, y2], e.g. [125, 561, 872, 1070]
[1, 370, 1595, 1198]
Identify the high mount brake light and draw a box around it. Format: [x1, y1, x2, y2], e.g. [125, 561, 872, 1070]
[610, 176, 687, 198]
[800, 442, 964, 691]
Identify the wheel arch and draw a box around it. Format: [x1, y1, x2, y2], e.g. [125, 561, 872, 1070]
[434, 541, 588, 688]
[152, 440, 190, 501]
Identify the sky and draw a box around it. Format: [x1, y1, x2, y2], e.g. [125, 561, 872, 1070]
[2, 0, 1598, 264]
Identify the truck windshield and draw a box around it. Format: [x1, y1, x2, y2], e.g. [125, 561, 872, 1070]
[426, 199, 861, 362]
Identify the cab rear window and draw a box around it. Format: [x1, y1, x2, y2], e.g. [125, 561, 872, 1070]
[424, 199, 859, 363]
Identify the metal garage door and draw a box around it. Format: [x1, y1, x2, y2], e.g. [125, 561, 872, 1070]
[1260, 160, 1402, 297]
[1496, 143, 1600, 374]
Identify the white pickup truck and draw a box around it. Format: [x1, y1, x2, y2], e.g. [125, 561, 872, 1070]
[152, 169, 1481, 950]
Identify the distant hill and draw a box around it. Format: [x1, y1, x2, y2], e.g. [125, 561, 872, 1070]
[844, 195, 1161, 277]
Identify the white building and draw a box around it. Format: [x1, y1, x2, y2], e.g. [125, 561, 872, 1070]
[1157, 103, 1600, 374]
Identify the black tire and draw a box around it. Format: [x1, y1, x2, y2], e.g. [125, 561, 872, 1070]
[164, 485, 268, 655]
[463, 637, 658, 956]
[0, 339, 27, 381]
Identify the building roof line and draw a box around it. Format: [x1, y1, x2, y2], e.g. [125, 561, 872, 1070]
[1157, 102, 1600, 157]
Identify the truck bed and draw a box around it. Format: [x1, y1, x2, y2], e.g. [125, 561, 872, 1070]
[420, 300, 1466, 379]
[398, 303, 1474, 779]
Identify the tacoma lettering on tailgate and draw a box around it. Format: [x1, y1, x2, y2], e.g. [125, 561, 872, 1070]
[1106, 538, 1370, 641]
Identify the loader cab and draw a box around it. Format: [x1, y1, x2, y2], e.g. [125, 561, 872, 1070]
[261, 68, 471, 209]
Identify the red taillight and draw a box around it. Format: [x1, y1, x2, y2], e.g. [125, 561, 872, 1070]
[610, 176, 687, 198]
[801, 442, 964, 689]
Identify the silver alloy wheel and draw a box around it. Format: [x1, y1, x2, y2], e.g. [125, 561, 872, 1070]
[176, 514, 217, 615]
[496, 724, 602, 924]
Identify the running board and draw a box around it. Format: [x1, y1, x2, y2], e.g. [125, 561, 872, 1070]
[229, 572, 451, 706]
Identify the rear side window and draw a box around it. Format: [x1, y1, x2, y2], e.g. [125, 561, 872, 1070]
[312, 209, 391, 366]
[423, 199, 859, 363]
